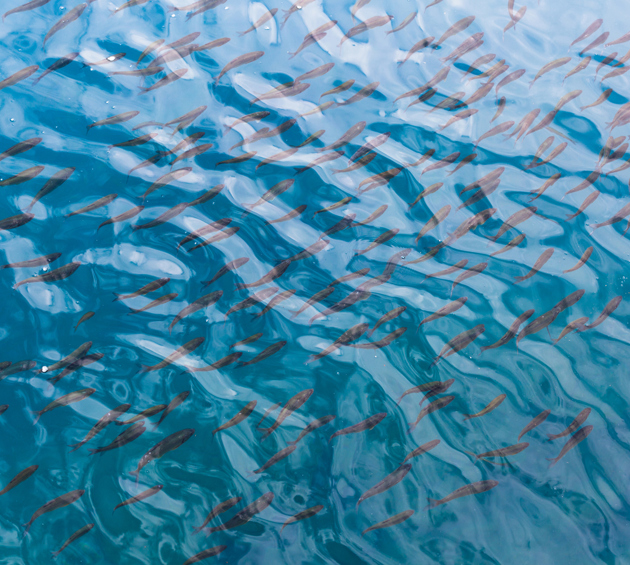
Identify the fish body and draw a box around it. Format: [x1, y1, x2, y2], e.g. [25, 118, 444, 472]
[253, 445, 297, 474]
[130, 428, 194, 480]
[168, 293, 222, 333]
[408, 396, 454, 433]
[183, 546, 228, 565]
[213, 400, 256, 435]
[141, 337, 205, 372]
[24, 489, 85, 536]
[33, 388, 95, 424]
[153, 391, 190, 430]
[427, 480, 498, 509]
[548, 426, 593, 467]
[89, 422, 146, 454]
[113, 485, 163, 513]
[69, 403, 131, 452]
[0, 464, 38, 496]
[402, 439, 440, 463]
[357, 464, 412, 507]
[517, 409, 551, 441]
[205, 493, 274, 534]
[362, 510, 414, 536]
[330, 412, 386, 442]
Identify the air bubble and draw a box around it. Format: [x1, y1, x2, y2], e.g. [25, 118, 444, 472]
[41, 366, 48, 373]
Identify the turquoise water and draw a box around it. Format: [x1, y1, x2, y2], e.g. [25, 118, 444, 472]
[1, 0, 630, 562]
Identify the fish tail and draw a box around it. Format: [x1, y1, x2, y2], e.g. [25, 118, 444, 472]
[138, 365, 150, 374]
[51, 549, 60, 558]
[87, 448, 99, 455]
[406, 422, 416, 434]
[68, 443, 82, 453]
[424, 498, 439, 510]
[546, 457, 558, 468]
[130, 469, 140, 484]
[32, 412, 41, 425]
[462, 415, 472, 421]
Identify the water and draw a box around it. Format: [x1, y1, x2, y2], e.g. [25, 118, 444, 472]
[1, 0, 630, 562]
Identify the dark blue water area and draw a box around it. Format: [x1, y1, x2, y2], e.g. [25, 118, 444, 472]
[0, 0, 630, 563]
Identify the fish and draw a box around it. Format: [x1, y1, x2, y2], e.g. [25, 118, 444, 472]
[564, 170, 600, 197]
[238, 341, 287, 367]
[368, 307, 406, 338]
[548, 425, 593, 467]
[168, 293, 221, 334]
[140, 167, 192, 202]
[517, 410, 551, 441]
[563, 246, 593, 272]
[193, 497, 243, 534]
[131, 202, 189, 231]
[355, 229, 398, 256]
[530, 173, 562, 202]
[571, 19, 603, 46]
[33, 388, 95, 424]
[503, 5, 526, 35]
[236, 260, 291, 290]
[249, 82, 310, 106]
[69, 403, 131, 452]
[434, 16, 475, 48]
[113, 484, 163, 513]
[23, 489, 85, 536]
[514, 248, 554, 284]
[318, 122, 366, 152]
[253, 445, 297, 474]
[0, 65, 39, 90]
[422, 153, 461, 176]
[0, 138, 42, 164]
[111, 0, 151, 15]
[226, 287, 279, 319]
[225, 111, 270, 133]
[463, 394, 506, 421]
[281, 505, 324, 533]
[113, 277, 170, 302]
[328, 269, 370, 286]
[202, 258, 249, 286]
[481, 309, 534, 351]
[205, 493, 274, 535]
[507, 109, 541, 141]
[66, 194, 118, 217]
[3, 0, 50, 21]
[580, 32, 610, 55]
[530, 57, 572, 88]
[461, 53, 497, 80]
[312, 197, 353, 217]
[451, 262, 487, 295]
[286, 415, 336, 445]
[580, 88, 613, 112]
[14, 262, 80, 289]
[46, 352, 103, 385]
[213, 401, 256, 436]
[399, 37, 435, 65]
[43, 3, 87, 45]
[467, 442, 529, 462]
[495, 69, 526, 97]
[419, 299, 467, 328]
[242, 179, 295, 216]
[183, 0, 228, 21]
[1, 252, 61, 269]
[239, 8, 277, 35]
[130, 428, 194, 481]
[289, 31, 328, 58]
[339, 16, 394, 46]
[0, 165, 45, 187]
[349, 133, 391, 164]
[321, 80, 355, 99]
[136, 38, 165, 66]
[408, 396, 455, 433]
[258, 389, 313, 441]
[438, 109, 478, 132]
[308, 288, 371, 324]
[357, 464, 412, 508]
[51, 523, 94, 558]
[362, 510, 414, 536]
[0, 360, 36, 380]
[177, 217, 232, 248]
[352, 206, 387, 228]
[127, 293, 177, 314]
[396, 381, 454, 406]
[388, 11, 417, 33]
[33, 53, 79, 85]
[476, 121, 515, 147]
[140, 337, 204, 372]
[215, 51, 265, 83]
[153, 392, 189, 430]
[182, 546, 228, 564]
[0, 465, 38, 496]
[402, 439, 441, 464]
[187, 184, 225, 208]
[432, 325, 485, 366]
[306, 322, 369, 363]
[138, 68, 188, 95]
[188, 352, 243, 373]
[427, 480, 498, 509]
[294, 150, 344, 174]
[578, 296, 622, 331]
[441, 32, 484, 64]
[89, 422, 146, 454]
[563, 57, 591, 83]
[553, 317, 589, 344]
[457, 179, 500, 210]
[408, 183, 443, 209]
[87, 111, 139, 133]
[170, 143, 212, 166]
[346, 328, 407, 349]
[330, 412, 387, 442]
[488, 206, 537, 241]
[25, 167, 75, 212]
[590, 202, 630, 231]
[230, 333, 263, 349]
[117, 407, 167, 426]
[266, 206, 307, 225]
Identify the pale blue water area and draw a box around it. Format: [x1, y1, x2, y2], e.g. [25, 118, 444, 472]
[0, 0, 629, 563]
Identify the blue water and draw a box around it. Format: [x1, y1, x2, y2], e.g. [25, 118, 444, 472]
[1, 0, 630, 562]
